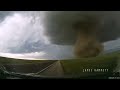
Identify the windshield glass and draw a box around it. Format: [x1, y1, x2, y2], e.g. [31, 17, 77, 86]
[0, 11, 120, 79]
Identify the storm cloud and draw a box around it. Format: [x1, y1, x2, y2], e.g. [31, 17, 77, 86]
[0, 11, 120, 59]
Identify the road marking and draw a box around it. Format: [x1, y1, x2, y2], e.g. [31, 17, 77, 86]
[34, 61, 58, 74]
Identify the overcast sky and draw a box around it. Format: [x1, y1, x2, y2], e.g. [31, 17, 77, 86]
[0, 11, 120, 59]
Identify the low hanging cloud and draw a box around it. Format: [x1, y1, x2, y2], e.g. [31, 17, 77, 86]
[0, 12, 50, 53]
[0, 11, 74, 59]
[0, 11, 120, 59]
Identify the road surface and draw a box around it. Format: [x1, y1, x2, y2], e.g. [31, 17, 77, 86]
[38, 61, 64, 77]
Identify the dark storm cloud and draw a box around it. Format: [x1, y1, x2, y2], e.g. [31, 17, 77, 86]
[0, 11, 120, 54]
[42, 11, 120, 45]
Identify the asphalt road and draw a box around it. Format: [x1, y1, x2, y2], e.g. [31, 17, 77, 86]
[38, 61, 64, 77]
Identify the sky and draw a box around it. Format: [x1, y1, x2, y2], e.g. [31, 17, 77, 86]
[0, 11, 74, 59]
[0, 11, 120, 60]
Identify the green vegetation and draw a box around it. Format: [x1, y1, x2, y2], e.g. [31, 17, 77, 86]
[60, 52, 120, 77]
[0, 51, 119, 64]
[0, 56, 55, 65]
[0, 51, 120, 79]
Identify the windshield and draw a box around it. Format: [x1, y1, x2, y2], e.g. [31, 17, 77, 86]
[0, 11, 120, 79]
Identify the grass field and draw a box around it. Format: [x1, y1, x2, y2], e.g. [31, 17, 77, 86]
[0, 51, 120, 79]
[0, 56, 55, 65]
[59, 52, 120, 78]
